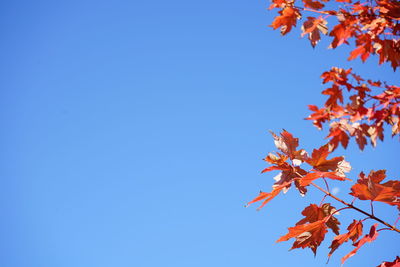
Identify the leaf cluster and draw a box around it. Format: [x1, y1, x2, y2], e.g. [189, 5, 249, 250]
[269, 0, 400, 70]
[248, 130, 400, 264]
[249, 1, 400, 265]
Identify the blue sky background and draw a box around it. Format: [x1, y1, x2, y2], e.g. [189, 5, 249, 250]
[1, 1, 399, 266]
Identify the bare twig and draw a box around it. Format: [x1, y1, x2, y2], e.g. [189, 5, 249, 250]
[370, 200, 375, 216]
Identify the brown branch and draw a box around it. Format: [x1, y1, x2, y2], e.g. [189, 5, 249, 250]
[292, 170, 400, 233]
[310, 182, 400, 234]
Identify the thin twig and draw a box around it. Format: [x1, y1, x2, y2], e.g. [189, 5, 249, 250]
[319, 194, 328, 207]
[370, 200, 374, 216]
[377, 227, 393, 232]
[322, 177, 331, 193]
[328, 207, 351, 219]
[394, 216, 400, 227]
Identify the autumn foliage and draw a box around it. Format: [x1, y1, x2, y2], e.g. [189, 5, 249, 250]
[248, 130, 399, 264]
[308, 67, 400, 151]
[269, 0, 400, 69]
[248, 0, 400, 265]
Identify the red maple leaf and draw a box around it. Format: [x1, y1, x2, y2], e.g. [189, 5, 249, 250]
[329, 22, 355, 48]
[301, 17, 328, 47]
[350, 170, 400, 208]
[328, 220, 363, 258]
[305, 145, 351, 176]
[322, 84, 343, 108]
[341, 224, 379, 264]
[271, 6, 301, 35]
[247, 182, 291, 210]
[296, 204, 340, 235]
[348, 123, 369, 150]
[348, 34, 373, 62]
[268, 0, 288, 9]
[375, 39, 400, 71]
[327, 125, 350, 150]
[307, 104, 331, 130]
[377, 256, 400, 267]
[277, 219, 328, 255]
[300, 171, 350, 186]
[302, 0, 325, 9]
[270, 130, 308, 164]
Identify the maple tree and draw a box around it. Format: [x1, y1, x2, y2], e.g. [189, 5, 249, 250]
[248, 0, 400, 266]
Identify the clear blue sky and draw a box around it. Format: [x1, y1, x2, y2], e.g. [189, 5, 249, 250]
[1, 1, 399, 266]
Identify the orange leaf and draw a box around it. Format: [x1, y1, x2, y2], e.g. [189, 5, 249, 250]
[270, 130, 308, 163]
[329, 23, 354, 48]
[274, 166, 309, 195]
[341, 224, 379, 264]
[277, 219, 328, 255]
[264, 152, 288, 165]
[327, 126, 349, 151]
[270, 7, 301, 35]
[348, 34, 373, 62]
[261, 165, 287, 173]
[377, 256, 400, 267]
[296, 204, 340, 235]
[302, 0, 325, 9]
[350, 170, 400, 208]
[328, 220, 363, 258]
[301, 17, 328, 47]
[269, 0, 288, 9]
[300, 171, 350, 186]
[247, 182, 291, 210]
[305, 145, 351, 176]
[349, 45, 369, 61]
[375, 39, 400, 71]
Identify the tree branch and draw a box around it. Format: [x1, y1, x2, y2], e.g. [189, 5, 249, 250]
[310, 182, 400, 234]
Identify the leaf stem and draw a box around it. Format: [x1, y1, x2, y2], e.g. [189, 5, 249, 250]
[377, 227, 393, 232]
[322, 177, 331, 193]
[319, 194, 328, 207]
[394, 216, 400, 227]
[329, 206, 351, 218]
[370, 200, 374, 216]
